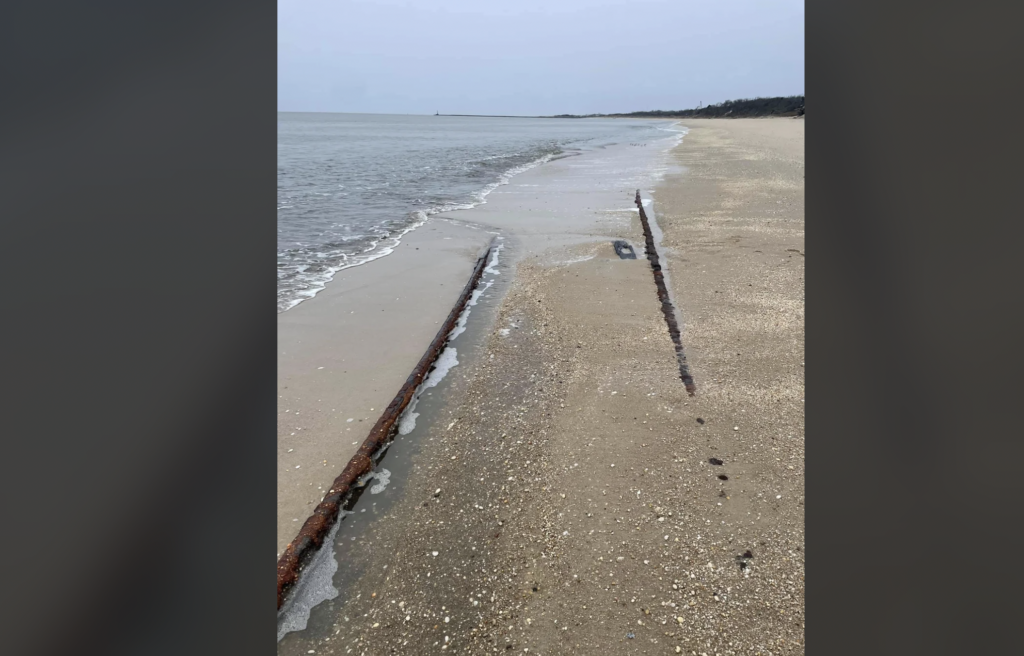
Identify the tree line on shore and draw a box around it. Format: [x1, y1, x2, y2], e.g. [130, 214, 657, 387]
[551, 95, 804, 119]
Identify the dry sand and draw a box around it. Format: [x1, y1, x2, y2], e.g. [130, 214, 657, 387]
[279, 118, 804, 655]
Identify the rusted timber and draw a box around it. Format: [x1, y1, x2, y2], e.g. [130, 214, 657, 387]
[276, 239, 495, 609]
[635, 190, 697, 395]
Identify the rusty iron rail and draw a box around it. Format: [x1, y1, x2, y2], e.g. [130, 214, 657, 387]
[276, 239, 496, 609]
[635, 190, 696, 395]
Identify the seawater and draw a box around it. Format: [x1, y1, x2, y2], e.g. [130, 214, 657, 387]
[277, 113, 670, 312]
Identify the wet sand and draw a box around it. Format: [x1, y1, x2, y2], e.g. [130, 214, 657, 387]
[277, 220, 493, 556]
[277, 133, 672, 558]
[278, 118, 804, 654]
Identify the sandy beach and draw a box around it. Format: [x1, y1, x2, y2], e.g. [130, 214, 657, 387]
[278, 117, 804, 654]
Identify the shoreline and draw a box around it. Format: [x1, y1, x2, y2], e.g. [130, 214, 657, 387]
[277, 126, 680, 556]
[277, 118, 804, 654]
[278, 149, 560, 316]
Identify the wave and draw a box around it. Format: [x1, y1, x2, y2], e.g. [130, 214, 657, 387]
[278, 152, 552, 313]
[277, 213, 427, 312]
[472, 152, 557, 204]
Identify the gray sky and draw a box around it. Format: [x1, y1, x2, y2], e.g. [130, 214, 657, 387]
[278, 0, 804, 115]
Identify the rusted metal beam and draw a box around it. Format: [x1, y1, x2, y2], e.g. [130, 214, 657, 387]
[635, 190, 697, 395]
[276, 239, 496, 609]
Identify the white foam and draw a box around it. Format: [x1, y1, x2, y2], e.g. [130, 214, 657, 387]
[369, 468, 391, 494]
[278, 213, 428, 313]
[473, 154, 555, 204]
[656, 122, 690, 135]
[483, 241, 503, 275]
[276, 510, 351, 641]
[557, 254, 596, 266]
[448, 282, 491, 341]
[397, 347, 459, 436]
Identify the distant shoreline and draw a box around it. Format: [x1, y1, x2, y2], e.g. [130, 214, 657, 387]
[435, 114, 549, 119]
[436, 94, 804, 120]
[435, 114, 804, 120]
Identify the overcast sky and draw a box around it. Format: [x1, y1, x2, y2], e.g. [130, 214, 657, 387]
[278, 0, 804, 115]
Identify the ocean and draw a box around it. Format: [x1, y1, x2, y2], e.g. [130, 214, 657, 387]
[277, 113, 670, 312]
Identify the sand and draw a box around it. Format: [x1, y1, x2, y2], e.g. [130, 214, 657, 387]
[277, 220, 493, 556]
[278, 118, 804, 654]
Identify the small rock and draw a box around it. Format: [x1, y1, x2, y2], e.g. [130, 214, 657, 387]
[709, 458, 723, 466]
